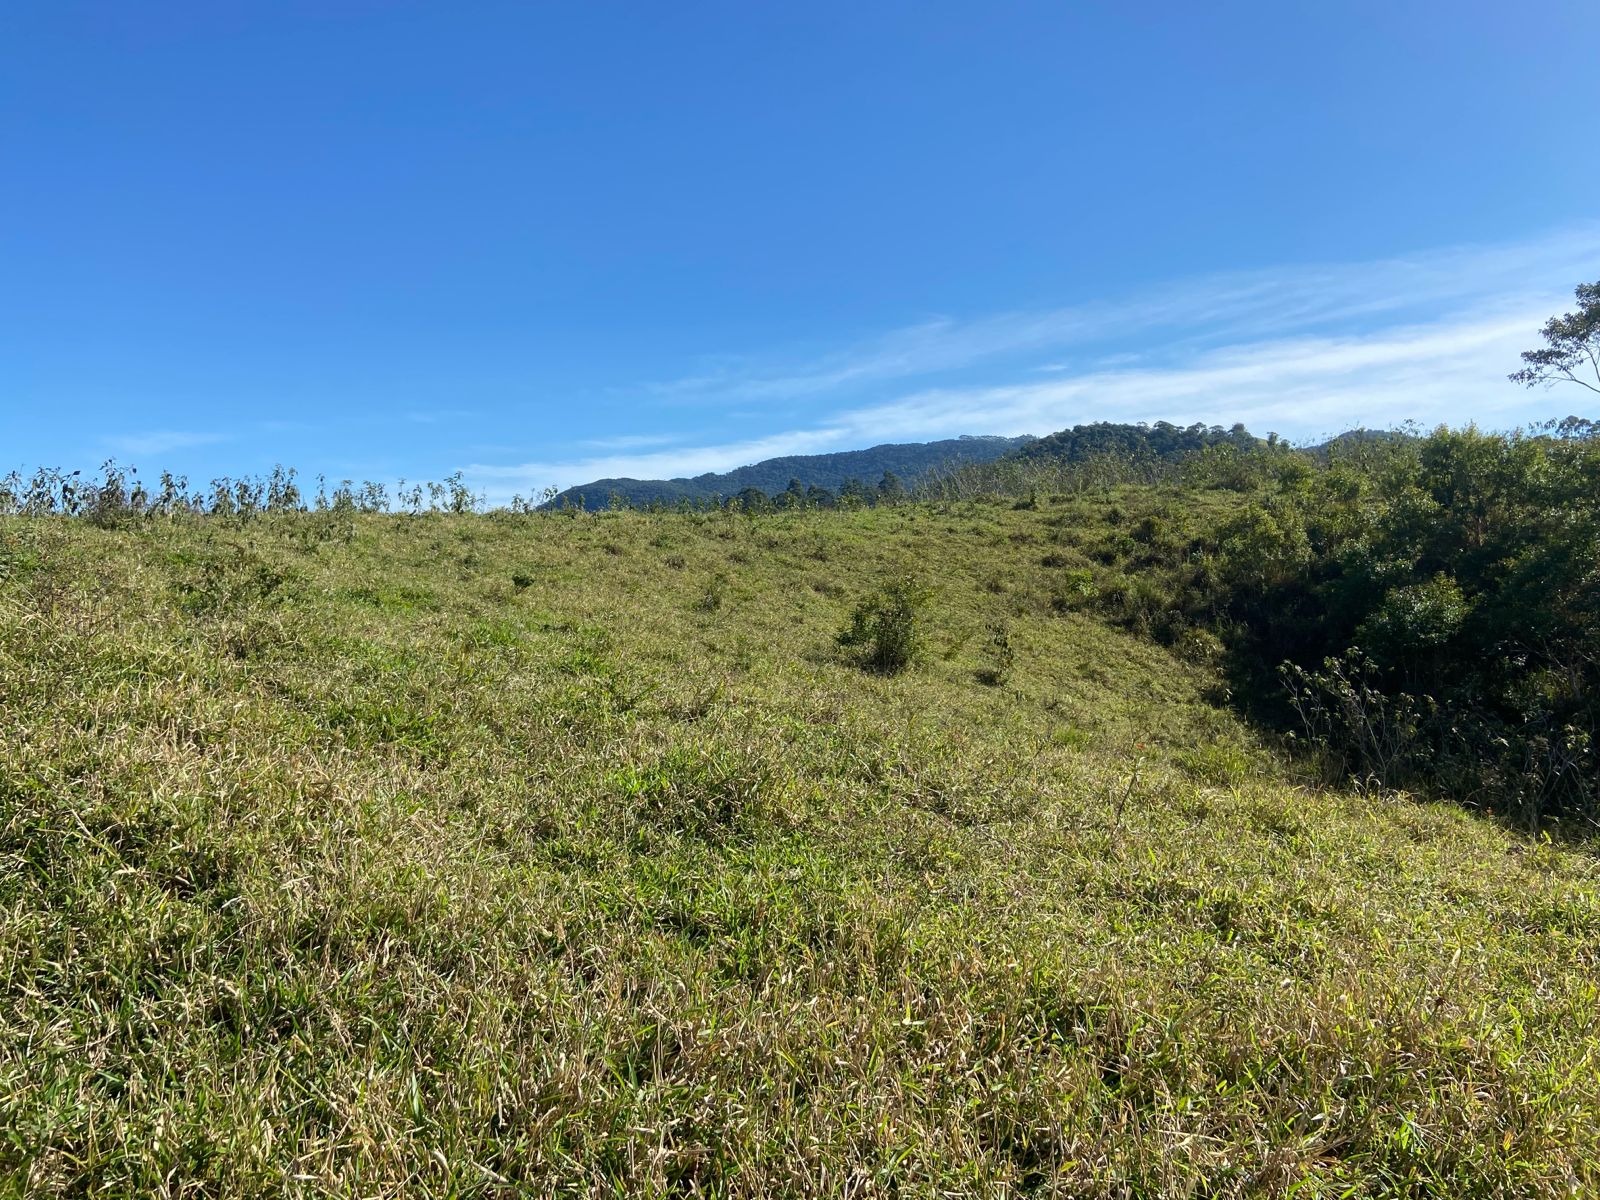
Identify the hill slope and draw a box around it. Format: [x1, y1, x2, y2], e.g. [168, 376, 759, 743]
[2, 500, 1597, 1195]
[546, 434, 1032, 509]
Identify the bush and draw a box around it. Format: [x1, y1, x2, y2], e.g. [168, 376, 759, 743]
[697, 572, 729, 612]
[1216, 426, 1600, 829]
[838, 576, 929, 674]
[1043, 420, 1600, 830]
[975, 619, 1015, 686]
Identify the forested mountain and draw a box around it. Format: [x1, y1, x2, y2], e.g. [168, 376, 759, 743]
[545, 422, 1278, 511]
[544, 435, 1032, 509]
[1013, 419, 1265, 463]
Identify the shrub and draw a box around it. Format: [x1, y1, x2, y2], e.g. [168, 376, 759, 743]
[837, 576, 929, 674]
[975, 619, 1015, 686]
[1012, 421, 1598, 828]
[697, 573, 728, 612]
[175, 546, 294, 617]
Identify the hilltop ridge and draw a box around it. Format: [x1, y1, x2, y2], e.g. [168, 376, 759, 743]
[545, 422, 1288, 511]
[543, 434, 1032, 509]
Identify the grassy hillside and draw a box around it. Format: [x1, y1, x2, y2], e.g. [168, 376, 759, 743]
[3, 499, 1598, 1197]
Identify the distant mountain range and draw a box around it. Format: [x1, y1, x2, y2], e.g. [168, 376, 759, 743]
[545, 435, 1034, 509]
[544, 420, 1414, 510]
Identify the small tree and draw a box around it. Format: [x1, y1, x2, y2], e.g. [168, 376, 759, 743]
[1510, 281, 1600, 395]
[838, 478, 873, 509]
[732, 486, 769, 513]
[838, 576, 929, 674]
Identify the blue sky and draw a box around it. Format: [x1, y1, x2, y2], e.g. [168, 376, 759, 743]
[4, 1, 1599, 501]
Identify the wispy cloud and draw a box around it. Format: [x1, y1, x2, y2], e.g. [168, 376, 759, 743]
[827, 311, 1549, 447]
[580, 432, 687, 451]
[467, 429, 845, 499]
[102, 430, 229, 457]
[644, 225, 1600, 405]
[405, 409, 476, 425]
[464, 225, 1600, 502]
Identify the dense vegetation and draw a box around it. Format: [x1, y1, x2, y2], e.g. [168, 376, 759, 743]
[974, 421, 1599, 833]
[1219, 423, 1597, 829]
[1014, 420, 1265, 466]
[2, 445, 1599, 1194]
[545, 435, 1031, 511]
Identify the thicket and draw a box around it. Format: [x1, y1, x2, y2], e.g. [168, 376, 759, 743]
[1018, 420, 1600, 831]
[918, 421, 1300, 502]
[1014, 419, 1263, 465]
[1230, 422, 1599, 830]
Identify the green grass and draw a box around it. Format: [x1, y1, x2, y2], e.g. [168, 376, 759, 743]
[2, 499, 1598, 1197]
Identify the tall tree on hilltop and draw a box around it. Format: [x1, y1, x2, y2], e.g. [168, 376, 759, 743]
[1510, 281, 1600, 395]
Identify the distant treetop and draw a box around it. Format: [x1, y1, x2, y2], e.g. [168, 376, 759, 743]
[1013, 420, 1262, 465]
[1510, 280, 1600, 396]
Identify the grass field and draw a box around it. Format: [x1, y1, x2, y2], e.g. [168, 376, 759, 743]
[2, 498, 1598, 1197]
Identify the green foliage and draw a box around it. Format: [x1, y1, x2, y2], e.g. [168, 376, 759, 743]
[918, 416, 1600, 830]
[1357, 573, 1468, 655]
[920, 421, 1327, 503]
[1509, 280, 1600, 395]
[837, 575, 930, 673]
[975, 618, 1015, 685]
[1014, 419, 1262, 466]
[1071, 424, 1600, 829]
[1277, 428, 1597, 826]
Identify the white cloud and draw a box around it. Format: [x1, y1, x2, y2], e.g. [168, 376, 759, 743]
[467, 428, 848, 500]
[826, 310, 1550, 446]
[644, 224, 1600, 404]
[102, 430, 229, 457]
[579, 432, 688, 451]
[464, 225, 1600, 502]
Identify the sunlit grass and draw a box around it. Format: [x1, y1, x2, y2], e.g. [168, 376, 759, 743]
[2, 500, 1596, 1197]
